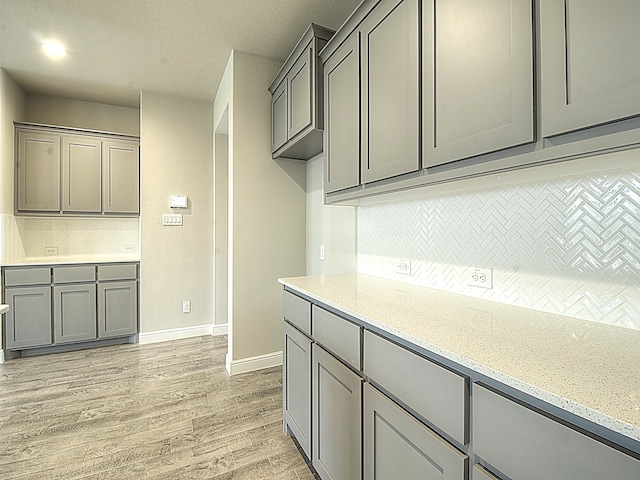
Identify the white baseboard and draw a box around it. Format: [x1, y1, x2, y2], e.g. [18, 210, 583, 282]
[139, 324, 214, 344]
[0, 349, 4, 364]
[226, 350, 283, 376]
[213, 323, 228, 336]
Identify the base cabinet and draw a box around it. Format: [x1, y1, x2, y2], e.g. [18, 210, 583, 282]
[312, 343, 362, 480]
[98, 281, 138, 338]
[54, 284, 97, 343]
[364, 383, 468, 480]
[4, 286, 52, 349]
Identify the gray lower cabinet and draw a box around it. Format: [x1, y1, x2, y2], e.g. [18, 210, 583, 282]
[4, 286, 52, 349]
[540, 0, 640, 137]
[54, 283, 97, 343]
[364, 383, 468, 480]
[472, 464, 500, 480]
[422, 0, 534, 167]
[312, 343, 362, 480]
[283, 321, 312, 458]
[98, 280, 138, 338]
[473, 383, 640, 479]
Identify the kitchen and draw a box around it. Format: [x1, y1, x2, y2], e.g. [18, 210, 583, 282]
[1, 0, 640, 479]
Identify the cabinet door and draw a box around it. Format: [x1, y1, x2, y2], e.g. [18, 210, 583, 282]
[540, 0, 640, 137]
[97, 281, 138, 338]
[17, 130, 60, 212]
[288, 44, 313, 141]
[324, 32, 360, 193]
[364, 384, 468, 480]
[283, 321, 312, 459]
[423, 0, 534, 167]
[360, 0, 419, 184]
[271, 79, 288, 153]
[53, 284, 97, 344]
[4, 286, 52, 349]
[102, 140, 139, 214]
[312, 344, 361, 480]
[62, 136, 102, 213]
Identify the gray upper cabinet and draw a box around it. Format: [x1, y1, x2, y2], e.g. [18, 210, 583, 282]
[422, 0, 534, 167]
[324, 32, 360, 194]
[269, 24, 334, 160]
[102, 140, 140, 214]
[17, 130, 61, 212]
[361, 0, 420, 184]
[62, 136, 102, 213]
[540, 0, 640, 137]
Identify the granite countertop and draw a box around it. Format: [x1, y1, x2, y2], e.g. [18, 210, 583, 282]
[0, 304, 8, 315]
[279, 274, 640, 443]
[1, 255, 140, 267]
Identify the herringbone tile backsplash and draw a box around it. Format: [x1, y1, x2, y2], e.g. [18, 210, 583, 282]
[358, 168, 640, 330]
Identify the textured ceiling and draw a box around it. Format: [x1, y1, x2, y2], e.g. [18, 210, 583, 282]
[0, 0, 362, 107]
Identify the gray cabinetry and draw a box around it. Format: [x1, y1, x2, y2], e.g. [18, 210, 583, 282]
[283, 321, 312, 458]
[53, 265, 97, 344]
[422, 0, 534, 167]
[312, 343, 361, 480]
[17, 130, 61, 212]
[540, 0, 640, 137]
[473, 383, 640, 479]
[323, 32, 360, 194]
[102, 140, 140, 214]
[312, 305, 361, 371]
[360, 0, 419, 184]
[364, 383, 468, 480]
[269, 24, 334, 160]
[62, 136, 102, 213]
[97, 264, 138, 338]
[4, 285, 52, 350]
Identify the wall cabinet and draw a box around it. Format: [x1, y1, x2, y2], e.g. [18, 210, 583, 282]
[540, 0, 640, 137]
[15, 124, 140, 216]
[2, 262, 139, 353]
[422, 0, 534, 167]
[269, 24, 334, 160]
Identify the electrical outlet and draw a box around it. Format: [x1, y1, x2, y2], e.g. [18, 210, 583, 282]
[44, 247, 58, 255]
[396, 259, 412, 275]
[468, 267, 493, 289]
[182, 300, 191, 313]
[320, 245, 325, 261]
[124, 245, 135, 253]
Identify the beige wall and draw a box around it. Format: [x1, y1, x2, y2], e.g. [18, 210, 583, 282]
[25, 95, 139, 136]
[140, 92, 213, 333]
[306, 155, 357, 275]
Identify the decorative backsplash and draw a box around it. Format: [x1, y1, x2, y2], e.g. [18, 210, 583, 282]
[358, 167, 640, 330]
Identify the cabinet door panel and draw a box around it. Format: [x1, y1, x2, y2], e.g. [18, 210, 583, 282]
[17, 131, 60, 212]
[312, 344, 361, 480]
[361, 0, 419, 184]
[102, 141, 139, 214]
[5, 286, 52, 349]
[283, 321, 312, 458]
[54, 284, 97, 344]
[423, 0, 534, 166]
[324, 32, 360, 193]
[288, 45, 313, 141]
[98, 281, 138, 338]
[62, 136, 102, 212]
[364, 384, 467, 480]
[540, 0, 640, 136]
[271, 80, 288, 152]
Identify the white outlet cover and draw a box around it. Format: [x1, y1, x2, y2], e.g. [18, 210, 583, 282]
[396, 259, 412, 275]
[468, 267, 493, 288]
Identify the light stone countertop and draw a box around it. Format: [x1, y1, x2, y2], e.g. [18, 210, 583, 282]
[0, 304, 8, 315]
[279, 274, 640, 443]
[1, 255, 140, 267]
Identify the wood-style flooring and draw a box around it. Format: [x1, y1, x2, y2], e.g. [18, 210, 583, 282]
[0, 335, 315, 479]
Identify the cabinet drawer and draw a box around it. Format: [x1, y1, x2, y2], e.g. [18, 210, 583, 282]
[364, 330, 468, 445]
[283, 290, 311, 336]
[312, 305, 361, 370]
[473, 384, 640, 479]
[97, 263, 137, 281]
[472, 464, 500, 480]
[53, 265, 95, 283]
[4, 267, 51, 286]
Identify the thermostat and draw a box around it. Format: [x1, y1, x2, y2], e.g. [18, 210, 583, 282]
[170, 195, 187, 209]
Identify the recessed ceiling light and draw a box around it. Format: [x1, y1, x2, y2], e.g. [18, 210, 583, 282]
[42, 41, 67, 59]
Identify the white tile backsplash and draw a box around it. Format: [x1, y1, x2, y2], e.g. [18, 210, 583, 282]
[0, 214, 26, 263]
[358, 167, 640, 330]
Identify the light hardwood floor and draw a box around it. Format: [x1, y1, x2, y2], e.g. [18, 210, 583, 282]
[0, 335, 316, 479]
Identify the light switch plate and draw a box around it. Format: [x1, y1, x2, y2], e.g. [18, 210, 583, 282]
[162, 214, 183, 226]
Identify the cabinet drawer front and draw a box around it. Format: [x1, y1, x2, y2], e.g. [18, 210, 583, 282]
[472, 464, 500, 480]
[312, 305, 361, 370]
[473, 384, 640, 479]
[364, 330, 468, 445]
[4, 267, 51, 286]
[97, 264, 137, 281]
[53, 265, 95, 283]
[283, 290, 311, 336]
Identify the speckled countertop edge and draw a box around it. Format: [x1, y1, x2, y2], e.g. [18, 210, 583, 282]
[279, 274, 640, 443]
